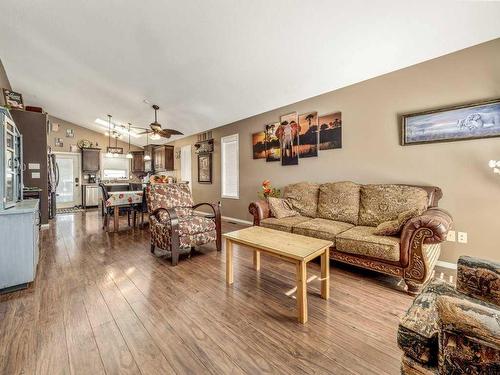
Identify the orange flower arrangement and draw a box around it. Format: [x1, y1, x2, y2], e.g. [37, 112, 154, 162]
[258, 180, 281, 199]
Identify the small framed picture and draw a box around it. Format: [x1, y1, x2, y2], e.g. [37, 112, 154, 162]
[2, 89, 24, 109]
[51, 122, 59, 132]
[198, 153, 212, 184]
[66, 128, 74, 138]
[55, 138, 64, 147]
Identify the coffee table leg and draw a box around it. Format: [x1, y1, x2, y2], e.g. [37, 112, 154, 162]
[226, 239, 233, 285]
[296, 261, 308, 324]
[253, 250, 260, 271]
[321, 248, 330, 300]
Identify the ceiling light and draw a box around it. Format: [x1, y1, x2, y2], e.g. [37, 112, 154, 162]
[150, 133, 161, 140]
[144, 154, 151, 161]
[95, 118, 140, 138]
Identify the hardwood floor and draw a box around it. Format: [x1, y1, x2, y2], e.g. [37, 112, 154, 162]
[0, 211, 434, 374]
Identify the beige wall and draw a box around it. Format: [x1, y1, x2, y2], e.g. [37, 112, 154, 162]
[0, 58, 12, 106]
[48, 116, 142, 154]
[170, 38, 500, 264]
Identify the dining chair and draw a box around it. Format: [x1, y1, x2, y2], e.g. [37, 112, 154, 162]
[98, 183, 132, 231]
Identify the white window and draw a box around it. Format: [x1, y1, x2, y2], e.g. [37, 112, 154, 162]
[101, 155, 130, 180]
[221, 134, 239, 199]
[180, 145, 192, 187]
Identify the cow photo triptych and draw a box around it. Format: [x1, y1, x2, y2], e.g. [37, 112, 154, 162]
[252, 110, 342, 166]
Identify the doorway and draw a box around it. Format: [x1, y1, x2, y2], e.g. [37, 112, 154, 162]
[54, 152, 81, 208]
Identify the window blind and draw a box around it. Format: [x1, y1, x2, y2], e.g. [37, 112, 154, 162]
[221, 134, 239, 199]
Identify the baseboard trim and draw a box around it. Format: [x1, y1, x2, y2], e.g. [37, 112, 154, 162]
[436, 260, 457, 270]
[194, 210, 253, 226]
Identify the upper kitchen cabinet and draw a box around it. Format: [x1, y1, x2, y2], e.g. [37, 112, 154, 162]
[153, 145, 174, 172]
[130, 151, 144, 173]
[81, 148, 101, 172]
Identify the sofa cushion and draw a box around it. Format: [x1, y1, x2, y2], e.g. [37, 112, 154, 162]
[373, 208, 420, 236]
[292, 218, 354, 246]
[335, 225, 401, 262]
[358, 184, 428, 226]
[267, 197, 298, 219]
[261, 216, 311, 233]
[398, 279, 458, 366]
[317, 181, 360, 225]
[283, 182, 319, 217]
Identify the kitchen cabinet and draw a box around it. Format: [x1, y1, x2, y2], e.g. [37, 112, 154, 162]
[153, 145, 174, 172]
[130, 151, 144, 173]
[82, 148, 101, 172]
[82, 185, 99, 208]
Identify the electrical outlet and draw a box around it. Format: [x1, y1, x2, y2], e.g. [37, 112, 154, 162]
[446, 230, 456, 242]
[458, 232, 468, 244]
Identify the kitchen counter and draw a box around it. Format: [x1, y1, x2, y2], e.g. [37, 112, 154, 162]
[0, 199, 39, 215]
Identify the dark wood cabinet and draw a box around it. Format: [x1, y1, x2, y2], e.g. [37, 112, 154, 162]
[81, 148, 101, 172]
[130, 151, 144, 173]
[153, 145, 174, 172]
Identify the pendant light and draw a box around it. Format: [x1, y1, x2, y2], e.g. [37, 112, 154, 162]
[126, 123, 133, 159]
[105, 115, 113, 157]
[144, 132, 151, 161]
[113, 131, 119, 157]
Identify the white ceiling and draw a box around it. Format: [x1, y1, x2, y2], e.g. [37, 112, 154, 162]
[1, 1, 499, 146]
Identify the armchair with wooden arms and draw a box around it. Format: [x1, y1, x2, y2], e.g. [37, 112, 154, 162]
[146, 183, 221, 265]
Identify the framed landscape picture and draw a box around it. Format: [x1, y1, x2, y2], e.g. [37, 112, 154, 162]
[402, 98, 500, 145]
[319, 112, 342, 150]
[298, 111, 318, 158]
[252, 131, 266, 159]
[198, 153, 212, 183]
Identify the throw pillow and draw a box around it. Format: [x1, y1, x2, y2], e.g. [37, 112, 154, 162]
[373, 209, 421, 236]
[267, 197, 298, 219]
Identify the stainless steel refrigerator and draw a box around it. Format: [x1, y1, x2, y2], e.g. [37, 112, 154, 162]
[0, 107, 23, 210]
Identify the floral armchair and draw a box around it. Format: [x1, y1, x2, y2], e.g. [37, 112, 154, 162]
[146, 183, 221, 265]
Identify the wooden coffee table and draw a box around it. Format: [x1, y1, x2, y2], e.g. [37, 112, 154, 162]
[223, 226, 332, 324]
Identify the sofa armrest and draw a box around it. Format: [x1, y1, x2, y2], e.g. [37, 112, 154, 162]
[457, 256, 500, 307]
[400, 208, 452, 265]
[248, 200, 270, 226]
[436, 295, 500, 372]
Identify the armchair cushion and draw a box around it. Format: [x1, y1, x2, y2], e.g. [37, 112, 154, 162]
[317, 181, 361, 225]
[358, 184, 428, 227]
[283, 182, 319, 217]
[292, 218, 353, 246]
[147, 183, 194, 218]
[336, 226, 401, 262]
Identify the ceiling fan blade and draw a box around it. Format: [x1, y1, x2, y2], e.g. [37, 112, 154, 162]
[135, 130, 151, 135]
[163, 129, 184, 136]
[158, 130, 172, 138]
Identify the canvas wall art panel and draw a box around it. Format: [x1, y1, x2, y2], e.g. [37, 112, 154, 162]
[298, 112, 318, 158]
[277, 112, 299, 166]
[252, 131, 266, 159]
[319, 112, 342, 150]
[265, 122, 281, 162]
[402, 98, 500, 145]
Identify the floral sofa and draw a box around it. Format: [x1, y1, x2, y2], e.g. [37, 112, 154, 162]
[398, 256, 500, 374]
[249, 182, 452, 294]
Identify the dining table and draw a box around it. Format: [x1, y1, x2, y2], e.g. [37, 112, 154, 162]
[105, 190, 144, 232]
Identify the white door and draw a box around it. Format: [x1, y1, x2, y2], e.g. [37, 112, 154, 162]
[55, 153, 81, 208]
[180, 145, 192, 188]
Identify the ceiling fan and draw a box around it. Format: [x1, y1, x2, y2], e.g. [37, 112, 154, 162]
[134, 105, 183, 139]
